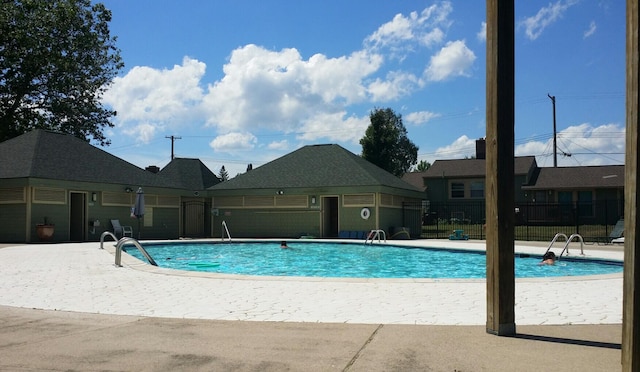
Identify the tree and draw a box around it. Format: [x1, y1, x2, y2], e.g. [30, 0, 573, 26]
[219, 165, 229, 181]
[414, 160, 431, 172]
[360, 108, 418, 177]
[0, 0, 124, 145]
[246, 163, 253, 172]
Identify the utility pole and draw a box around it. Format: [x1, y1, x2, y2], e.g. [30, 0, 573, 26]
[548, 94, 557, 167]
[165, 135, 182, 160]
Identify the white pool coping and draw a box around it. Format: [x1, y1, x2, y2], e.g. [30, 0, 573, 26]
[0, 239, 624, 325]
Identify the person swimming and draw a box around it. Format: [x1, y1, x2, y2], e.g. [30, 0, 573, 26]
[280, 241, 289, 249]
[540, 251, 556, 265]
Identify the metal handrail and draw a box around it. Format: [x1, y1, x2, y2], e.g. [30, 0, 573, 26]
[99, 231, 118, 249]
[544, 233, 568, 256]
[559, 233, 585, 257]
[115, 237, 158, 267]
[365, 229, 387, 244]
[221, 220, 232, 241]
[544, 232, 585, 258]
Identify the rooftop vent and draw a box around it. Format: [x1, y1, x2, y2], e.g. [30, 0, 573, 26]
[145, 165, 160, 173]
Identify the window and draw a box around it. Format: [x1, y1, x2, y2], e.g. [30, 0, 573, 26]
[533, 190, 549, 203]
[558, 191, 572, 205]
[577, 191, 593, 217]
[470, 181, 484, 198]
[450, 182, 464, 198]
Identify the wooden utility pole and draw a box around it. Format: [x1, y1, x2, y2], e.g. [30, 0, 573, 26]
[548, 94, 558, 167]
[485, 0, 516, 336]
[623, 1, 640, 369]
[165, 135, 182, 160]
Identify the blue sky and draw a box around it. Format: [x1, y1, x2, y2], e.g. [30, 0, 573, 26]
[98, 0, 625, 177]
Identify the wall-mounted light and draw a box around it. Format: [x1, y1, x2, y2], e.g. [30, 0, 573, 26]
[125, 187, 133, 193]
[91, 192, 97, 202]
[277, 190, 284, 195]
[311, 196, 316, 204]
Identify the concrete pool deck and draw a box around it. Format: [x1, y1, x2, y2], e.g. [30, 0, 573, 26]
[0, 240, 625, 370]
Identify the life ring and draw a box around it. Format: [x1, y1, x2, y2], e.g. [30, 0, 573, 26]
[360, 207, 371, 220]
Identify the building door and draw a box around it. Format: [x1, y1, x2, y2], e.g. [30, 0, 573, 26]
[183, 201, 207, 238]
[70, 192, 87, 241]
[322, 196, 339, 238]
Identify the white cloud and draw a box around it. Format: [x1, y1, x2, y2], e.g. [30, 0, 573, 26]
[520, 0, 579, 41]
[515, 123, 625, 166]
[102, 2, 479, 153]
[267, 140, 289, 151]
[365, 2, 453, 53]
[477, 22, 486, 42]
[122, 122, 158, 144]
[584, 21, 597, 38]
[103, 57, 206, 141]
[431, 135, 477, 160]
[366, 12, 415, 47]
[421, 28, 446, 48]
[209, 132, 257, 152]
[201, 45, 382, 134]
[425, 123, 624, 166]
[305, 50, 383, 104]
[405, 111, 441, 125]
[296, 111, 370, 143]
[367, 71, 420, 101]
[425, 40, 476, 81]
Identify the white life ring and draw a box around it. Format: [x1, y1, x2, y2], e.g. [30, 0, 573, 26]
[360, 207, 371, 220]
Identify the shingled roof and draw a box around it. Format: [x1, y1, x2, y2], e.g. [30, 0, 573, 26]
[420, 156, 537, 178]
[209, 144, 422, 192]
[0, 130, 179, 188]
[159, 158, 220, 191]
[401, 171, 427, 191]
[522, 165, 624, 190]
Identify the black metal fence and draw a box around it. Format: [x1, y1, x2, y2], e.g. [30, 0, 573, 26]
[403, 199, 624, 242]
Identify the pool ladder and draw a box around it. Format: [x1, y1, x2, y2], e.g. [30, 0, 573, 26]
[544, 233, 585, 259]
[221, 220, 232, 241]
[365, 229, 387, 244]
[99, 231, 158, 267]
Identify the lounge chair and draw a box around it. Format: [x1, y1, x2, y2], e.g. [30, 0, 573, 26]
[449, 229, 469, 240]
[609, 219, 624, 243]
[111, 219, 133, 238]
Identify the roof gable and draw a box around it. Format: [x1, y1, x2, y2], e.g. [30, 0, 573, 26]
[0, 130, 178, 188]
[209, 144, 422, 192]
[159, 158, 220, 190]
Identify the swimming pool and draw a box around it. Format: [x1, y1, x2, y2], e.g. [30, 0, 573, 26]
[124, 240, 623, 279]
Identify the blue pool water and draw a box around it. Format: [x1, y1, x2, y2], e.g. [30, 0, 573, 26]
[124, 241, 623, 279]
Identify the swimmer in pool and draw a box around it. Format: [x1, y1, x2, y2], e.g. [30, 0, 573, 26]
[280, 241, 289, 249]
[539, 251, 556, 265]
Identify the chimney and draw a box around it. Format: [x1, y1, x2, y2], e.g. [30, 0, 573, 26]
[145, 165, 160, 173]
[475, 138, 486, 159]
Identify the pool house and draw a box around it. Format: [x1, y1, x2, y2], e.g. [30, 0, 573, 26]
[208, 144, 425, 239]
[0, 131, 424, 242]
